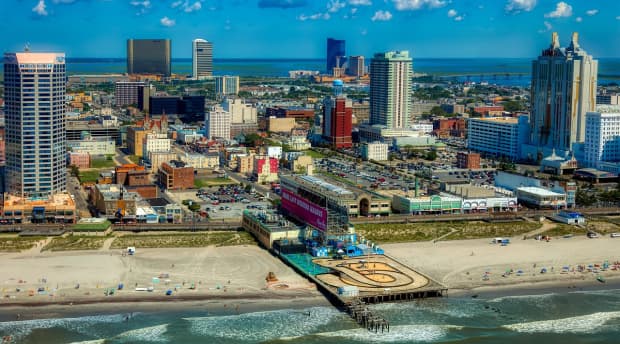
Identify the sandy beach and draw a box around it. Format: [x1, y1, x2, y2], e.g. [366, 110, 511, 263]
[0, 245, 320, 310]
[0, 232, 619, 316]
[384, 235, 620, 294]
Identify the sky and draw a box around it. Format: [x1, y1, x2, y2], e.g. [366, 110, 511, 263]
[0, 0, 619, 58]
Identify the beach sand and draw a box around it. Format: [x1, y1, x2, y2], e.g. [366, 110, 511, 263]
[384, 235, 620, 294]
[0, 234, 619, 316]
[0, 245, 320, 310]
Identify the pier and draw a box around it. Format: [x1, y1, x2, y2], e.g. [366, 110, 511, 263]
[277, 250, 447, 332]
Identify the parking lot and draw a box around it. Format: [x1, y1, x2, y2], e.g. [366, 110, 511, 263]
[167, 185, 273, 221]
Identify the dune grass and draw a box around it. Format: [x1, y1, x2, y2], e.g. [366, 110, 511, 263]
[110, 231, 256, 249]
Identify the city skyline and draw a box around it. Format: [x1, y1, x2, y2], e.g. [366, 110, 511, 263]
[0, 1, 619, 58]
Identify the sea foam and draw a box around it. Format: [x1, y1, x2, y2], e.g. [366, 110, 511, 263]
[504, 311, 620, 334]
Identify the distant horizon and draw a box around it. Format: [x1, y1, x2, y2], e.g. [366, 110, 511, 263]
[2, 1, 619, 59]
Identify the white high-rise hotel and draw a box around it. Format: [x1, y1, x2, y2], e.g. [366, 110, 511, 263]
[526, 32, 597, 159]
[584, 107, 620, 172]
[192, 39, 213, 79]
[205, 105, 231, 140]
[369, 51, 412, 129]
[3, 52, 67, 198]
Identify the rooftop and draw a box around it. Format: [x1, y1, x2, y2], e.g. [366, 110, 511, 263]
[517, 186, 564, 197]
[471, 117, 518, 124]
[299, 175, 352, 196]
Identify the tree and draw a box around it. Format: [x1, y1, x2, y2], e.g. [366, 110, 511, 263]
[425, 150, 437, 161]
[69, 165, 79, 177]
[430, 106, 447, 117]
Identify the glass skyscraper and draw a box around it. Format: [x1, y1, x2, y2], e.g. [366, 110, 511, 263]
[127, 39, 172, 76]
[529, 32, 597, 154]
[326, 38, 346, 74]
[3, 52, 67, 198]
[192, 38, 213, 79]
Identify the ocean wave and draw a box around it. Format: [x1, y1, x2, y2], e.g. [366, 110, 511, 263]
[486, 292, 556, 304]
[0, 314, 126, 342]
[296, 324, 462, 343]
[112, 323, 169, 342]
[184, 306, 344, 341]
[371, 300, 481, 319]
[504, 311, 620, 334]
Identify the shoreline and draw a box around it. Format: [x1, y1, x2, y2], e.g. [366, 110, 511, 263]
[0, 294, 329, 322]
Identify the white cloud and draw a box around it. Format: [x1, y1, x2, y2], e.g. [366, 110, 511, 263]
[545, 2, 572, 18]
[538, 20, 552, 33]
[297, 12, 331, 21]
[617, 16, 620, 20]
[505, 0, 536, 13]
[171, 0, 183, 8]
[447, 9, 456, 17]
[371, 10, 392, 21]
[130, 0, 151, 8]
[32, 0, 48, 16]
[586, 9, 598, 16]
[575, 16, 582, 22]
[327, 0, 345, 13]
[184, 1, 201, 12]
[392, 0, 445, 11]
[160, 16, 176, 27]
[361, 28, 368, 35]
[349, 0, 371, 5]
[351, 8, 357, 14]
[454, 15, 464, 21]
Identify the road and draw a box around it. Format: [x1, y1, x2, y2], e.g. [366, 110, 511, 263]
[67, 172, 91, 218]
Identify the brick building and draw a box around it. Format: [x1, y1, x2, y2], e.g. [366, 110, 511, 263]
[456, 152, 481, 169]
[159, 161, 195, 190]
[266, 106, 314, 120]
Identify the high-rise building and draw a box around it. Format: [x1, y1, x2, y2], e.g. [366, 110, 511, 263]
[584, 107, 620, 172]
[223, 98, 257, 124]
[322, 80, 353, 149]
[127, 39, 172, 76]
[347, 56, 365, 77]
[3, 52, 67, 198]
[369, 51, 412, 129]
[326, 38, 346, 74]
[528, 32, 597, 155]
[192, 39, 213, 79]
[115, 81, 145, 107]
[205, 105, 231, 140]
[214, 76, 239, 96]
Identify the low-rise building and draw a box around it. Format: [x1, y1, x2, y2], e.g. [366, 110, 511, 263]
[515, 187, 566, 209]
[68, 136, 115, 155]
[456, 152, 481, 169]
[268, 117, 296, 133]
[254, 156, 279, 184]
[143, 133, 171, 158]
[2, 194, 76, 224]
[92, 184, 140, 217]
[291, 155, 313, 175]
[68, 152, 90, 169]
[391, 194, 462, 214]
[266, 106, 314, 120]
[159, 161, 195, 190]
[179, 152, 220, 169]
[147, 152, 177, 173]
[360, 142, 389, 161]
[242, 210, 302, 249]
[237, 154, 254, 174]
[284, 135, 311, 151]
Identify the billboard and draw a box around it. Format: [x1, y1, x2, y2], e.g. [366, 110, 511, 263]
[281, 189, 327, 231]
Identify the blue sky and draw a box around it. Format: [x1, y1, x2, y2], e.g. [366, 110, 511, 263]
[1, 0, 619, 58]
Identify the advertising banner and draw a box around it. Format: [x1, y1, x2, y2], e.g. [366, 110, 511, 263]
[281, 189, 328, 231]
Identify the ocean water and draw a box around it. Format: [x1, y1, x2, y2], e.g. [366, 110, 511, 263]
[2, 289, 620, 343]
[21, 58, 620, 87]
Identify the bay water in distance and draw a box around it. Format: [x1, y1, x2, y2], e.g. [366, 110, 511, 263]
[54, 57, 620, 87]
[1, 289, 620, 343]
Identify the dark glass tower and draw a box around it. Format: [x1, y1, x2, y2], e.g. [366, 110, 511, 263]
[326, 38, 346, 74]
[127, 39, 172, 76]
